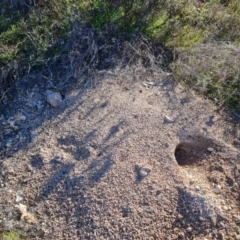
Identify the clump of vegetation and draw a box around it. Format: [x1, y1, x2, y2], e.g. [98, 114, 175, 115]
[0, 231, 25, 240]
[172, 43, 240, 109]
[0, 0, 240, 111]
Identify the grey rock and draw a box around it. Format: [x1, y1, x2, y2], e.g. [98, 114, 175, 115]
[222, 205, 228, 211]
[146, 81, 155, 86]
[139, 167, 151, 177]
[6, 142, 12, 148]
[235, 216, 240, 223]
[164, 115, 174, 123]
[16, 193, 23, 203]
[37, 103, 43, 110]
[233, 139, 240, 146]
[104, 58, 111, 63]
[233, 112, 240, 120]
[46, 90, 62, 107]
[235, 235, 240, 240]
[218, 232, 225, 240]
[195, 186, 200, 191]
[8, 120, 15, 128]
[20, 115, 27, 121]
[207, 147, 214, 152]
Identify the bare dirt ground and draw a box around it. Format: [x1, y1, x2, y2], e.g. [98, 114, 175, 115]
[1, 35, 240, 239]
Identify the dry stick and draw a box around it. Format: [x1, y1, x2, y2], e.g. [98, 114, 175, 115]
[0, 87, 11, 102]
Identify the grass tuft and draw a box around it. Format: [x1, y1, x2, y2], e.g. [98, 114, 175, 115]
[0, 0, 240, 111]
[0, 231, 26, 240]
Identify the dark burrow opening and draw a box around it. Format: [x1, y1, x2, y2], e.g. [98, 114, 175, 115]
[175, 140, 210, 166]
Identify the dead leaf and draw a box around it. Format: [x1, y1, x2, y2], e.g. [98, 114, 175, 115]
[15, 204, 36, 224]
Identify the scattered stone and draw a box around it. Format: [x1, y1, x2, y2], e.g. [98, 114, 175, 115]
[216, 184, 222, 190]
[8, 120, 15, 128]
[26, 164, 33, 172]
[219, 159, 224, 165]
[46, 90, 62, 107]
[104, 58, 111, 63]
[178, 232, 185, 238]
[139, 167, 151, 177]
[235, 216, 240, 223]
[222, 206, 228, 211]
[233, 139, 240, 147]
[13, 125, 19, 130]
[146, 81, 155, 86]
[16, 193, 23, 203]
[0, 115, 6, 121]
[6, 142, 12, 148]
[236, 235, 240, 240]
[211, 215, 217, 226]
[4, 220, 13, 229]
[218, 232, 225, 240]
[31, 132, 36, 141]
[177, 214, 183, 219]
[164, 115, 174, 123]
[37, 101, 43, 110]
[195, 186, 200, 191]
[219, 222, 225, 228]
[186, 227, 192, 232]
[233, 112, 240, 120]
[7, 167, 14, 174]
[20, 115, 27, 121]
[15, 204, 36, 224]
[207, 147, 214, 152]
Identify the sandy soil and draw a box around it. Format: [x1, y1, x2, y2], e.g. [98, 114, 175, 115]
[1, 66, 240, 240]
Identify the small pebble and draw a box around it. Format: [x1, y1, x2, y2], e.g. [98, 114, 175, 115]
[16, 194, 23, 203]
[8, 121, 15, 128]
[218, 232, 225, 240]
[235, 216, 240, 223]
[219, 222, 225, 228]
[6, 142, 12, 148]
[164, 115, 174, 123]
[207, 147, 214, 152]
[216, 184, 222, 190]
[20, 115, 27, 121]
[139, 167, 150, 177]
[222, 206, 228, 211]
[104, 58, 111, 63]
[195, 186, 200, 191]
[37, 104, 42, 110]
[46, 90, 62, 107]
[177, 214, 183, 219]
[186, 227, 192, 232]
[178, 232, 185, 238]
[236, 235, 240, 240]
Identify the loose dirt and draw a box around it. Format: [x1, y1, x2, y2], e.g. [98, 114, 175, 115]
[1, 66, 240, 239]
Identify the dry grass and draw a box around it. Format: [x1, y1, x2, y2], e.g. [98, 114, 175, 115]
[172, 43, 240, 110]
[0, 0, 240, 111]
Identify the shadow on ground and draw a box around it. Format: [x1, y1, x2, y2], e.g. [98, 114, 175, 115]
[172, 188, 216, 239]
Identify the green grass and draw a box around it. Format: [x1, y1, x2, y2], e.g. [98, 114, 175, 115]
[0, 0, 240, 111]
[0, 231, 26, 240]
